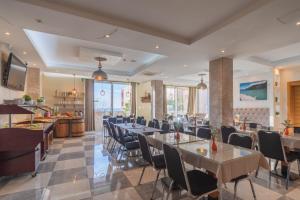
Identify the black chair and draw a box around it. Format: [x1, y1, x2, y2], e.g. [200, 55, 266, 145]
[153, 119, 160, 129]
[163, 143, 217, 199]
[123, 117, 131, 123]
[148, 120, 154, 128]
[196, 127, 211, 139]
[221, 126, 236, 143]
[228, 133, 256, 199]
[103, 118, 110, 141]
[137, 134, 166, 200]
[136, 116, 144, 125]
[161, 123, 170, 134]
[294, 127, 300, 134]
[105, 122, 114, 150]
[116, 126, 140, 160]
[140, 119, 147, 126]
[249, 123, 258, 129]
[116, 115, 123, 124]
[257, 130, 300, 189]
[108, 117, 117, 124]
[109, 122, 120, 153]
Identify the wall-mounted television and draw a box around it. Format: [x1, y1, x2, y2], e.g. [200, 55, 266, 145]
[2, 53, 27, 91]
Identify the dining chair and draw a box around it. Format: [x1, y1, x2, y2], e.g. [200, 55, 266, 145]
[116, 126, 140, 160]
[153, 119, 160, 129]
[162, 143, 217, 200]
[249, 123, 258, 129]
[137, 134, 166, 200]
[123, 117, 131, 123]
[228, 133, 256, 199]
[197, 127, 211, 139]
[257, 130, 300, 189]
[148, 120, 154, 128]
[161, 123, 170, 134]
[108, 117, 117, 124]
[221, 126, 237, 143]
[140, 119, 147, 126]
[116, 115, 123, 124]
[136, 116, 144, 124]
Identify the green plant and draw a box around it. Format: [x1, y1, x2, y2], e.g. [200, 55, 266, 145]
[37, 97, 45, 103]
[174, 121, 181, 132]
[23, 94, 32, 101]
[210, 127, 219, 138]
[281, 120, 292, 128]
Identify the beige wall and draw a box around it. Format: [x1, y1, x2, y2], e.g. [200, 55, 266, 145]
[136, 81, 152, 121]
[41, 74, 85, 108]
[279, 66, 300, 128]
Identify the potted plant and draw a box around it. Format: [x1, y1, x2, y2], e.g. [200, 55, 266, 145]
[23, 95, 32, 105]
[211, 127, 218, 152]
[281, 120, 293, 136]
[37, 97, 45, 106]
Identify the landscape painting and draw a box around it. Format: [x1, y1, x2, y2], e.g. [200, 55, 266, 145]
[240, 80, 267, 101]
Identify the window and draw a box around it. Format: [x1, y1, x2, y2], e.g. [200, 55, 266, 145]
[196, 88, 209, 116]
[94, 82, 131, 130]
[166, 86, 189, 116]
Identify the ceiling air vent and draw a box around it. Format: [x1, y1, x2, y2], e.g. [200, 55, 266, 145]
[142, 71, 158, 76]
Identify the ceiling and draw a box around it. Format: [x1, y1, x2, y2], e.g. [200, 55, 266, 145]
[0, 0, 300, 85]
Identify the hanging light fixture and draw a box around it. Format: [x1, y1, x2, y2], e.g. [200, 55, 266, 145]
[197, 73, 207, 90]
[72, 74, 77, 95]
[92, 57, 108, 81]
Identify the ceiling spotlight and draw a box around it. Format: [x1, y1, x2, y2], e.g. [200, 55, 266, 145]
[105, 34, 110, 38]
[23, 51, 27, 55]
[221, 50, 225, 53]
[296, 21, 300, 26]
[33, 63, 37, 67]
[155, 45, 160, 49]
[4, 32, 10, 36]
[183, 64, 188, 67]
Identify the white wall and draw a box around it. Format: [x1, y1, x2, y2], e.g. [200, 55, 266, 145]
[233, 72, 274, 126]
[136, 81, 152, 121]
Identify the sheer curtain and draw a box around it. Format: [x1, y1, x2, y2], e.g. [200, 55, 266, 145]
[85, 79, 95, 131]
[187, 87, 196, 115]
[131, 82, 137, 116]
[163, 85, 167, 117]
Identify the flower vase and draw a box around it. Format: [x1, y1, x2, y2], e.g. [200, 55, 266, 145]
[211, 136, 217, 152]
[284, 127, 289, 136]
[175, 131, 180, 140]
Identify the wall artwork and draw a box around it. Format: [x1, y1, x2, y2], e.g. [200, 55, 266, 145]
[240, 80, 267, 101]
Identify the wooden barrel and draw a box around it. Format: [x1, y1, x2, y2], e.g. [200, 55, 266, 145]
[71, 118, 85, 137]
[54, 119, 69, 138]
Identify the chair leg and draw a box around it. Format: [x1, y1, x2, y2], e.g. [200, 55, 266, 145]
[269, 159, 272, 188]
[150, 170, 161, 200]
[249, 179, 257, 200]
[286, 163, 290, 190]
[166, 180, 174, 200]
[138, 166, 146, 185]
[233, 181, 238, 200]
[297, 159, 300, 175]
[274, 160, 279, 171]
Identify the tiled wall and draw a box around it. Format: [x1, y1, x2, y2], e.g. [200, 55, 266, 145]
[233, 107, 270, 127]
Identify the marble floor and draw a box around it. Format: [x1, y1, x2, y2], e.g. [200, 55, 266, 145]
[0, 131, 300, 200]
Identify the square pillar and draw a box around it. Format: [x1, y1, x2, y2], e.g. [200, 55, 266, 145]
[26, 67, 41, 100]
[209, 57, 233, 127]
[151, 80, 163, 120]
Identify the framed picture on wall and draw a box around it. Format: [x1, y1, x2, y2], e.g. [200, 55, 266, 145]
[240, 80, 267, 101]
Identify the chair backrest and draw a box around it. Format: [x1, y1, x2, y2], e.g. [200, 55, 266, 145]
[116, 116, 123, 124]
[117, 126, 126, 145]
[221, 126, 236, 143]
[148, 120, 154, 128]
[140, 119, 147, 126]
[103, 119, 109, 127]
[163, 143, 188, 191]
[294, 127, 300, 134]
[161, 123, 170, 134]
[257, 130, 285, 161]
[249, 123, 258, 129]
[136, 116, 144, 124]
[123, 117, 131, 123]
[197, 127, 211, 139]
[108, 117, 117, 124]
[228, 133, 253, 149]
[105, 122, 113, 137]
[109, 122, 119, 141]
[137, 134, 153, 164]
[153, 119, 160, 129]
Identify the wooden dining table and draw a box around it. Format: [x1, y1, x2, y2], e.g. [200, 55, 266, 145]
[146, 132, 269, 200]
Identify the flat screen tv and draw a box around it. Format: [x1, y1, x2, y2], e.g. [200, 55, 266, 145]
[2, 53, 27, 91]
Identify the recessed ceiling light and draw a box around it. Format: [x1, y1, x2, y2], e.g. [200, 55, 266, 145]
[155, 45, 159, 49]
[221, 50, 225, 53]
[33, 63, 37, 66]
[105, 34, 110, 38]
[183, 64, 188, 67]
[296, 21, 300, 26]
[4, 32, 10, 36]
[23, 51, 27, 55]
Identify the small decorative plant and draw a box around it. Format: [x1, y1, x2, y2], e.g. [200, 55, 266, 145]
[23, 95, 32, 102]
[281, 120, 292, 136]
[174, 120, 181, 140]
[210, 126, 218, 152]
[37, 97, 45, 103]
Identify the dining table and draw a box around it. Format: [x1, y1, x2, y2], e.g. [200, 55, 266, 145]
[115, 123, 162, 135]
[146, 132, 269, 200]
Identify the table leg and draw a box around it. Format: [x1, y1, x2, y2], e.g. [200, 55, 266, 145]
[218, 180, 223, 200]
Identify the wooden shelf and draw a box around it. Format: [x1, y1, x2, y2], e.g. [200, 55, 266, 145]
[54, 95, 84, 99]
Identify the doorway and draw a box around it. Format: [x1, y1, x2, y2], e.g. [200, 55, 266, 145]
[287, 81, 300, 127]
